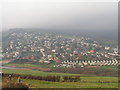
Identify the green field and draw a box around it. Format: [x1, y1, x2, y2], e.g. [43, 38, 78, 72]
[2, 69, 119, 88]
[4, 63, 118, 69]
[3, 63, 118, 76]
[21, 79, 118, 88]
[4, 63, 55, 69]
[3, 76, 118, 88]
[3, 69, 81, 76]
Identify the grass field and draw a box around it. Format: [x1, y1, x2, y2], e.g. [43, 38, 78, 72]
[4, 63, 118, 71]
[4, 63, 118, 76]
[3, 76, 118, 88]
[4, 63, 54, 68]
[21, 79, 118, 88]
[2, 69, 89, 76]
[4, 62, 119, 69]
[2, 69, 119, 88]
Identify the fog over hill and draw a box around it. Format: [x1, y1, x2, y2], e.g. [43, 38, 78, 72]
[6, 28, 118, 41]
[2, 1, 118, 41]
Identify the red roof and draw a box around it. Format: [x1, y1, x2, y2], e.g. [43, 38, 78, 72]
[90, 50, 94, 53]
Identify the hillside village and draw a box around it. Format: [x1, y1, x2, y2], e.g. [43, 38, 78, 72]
[2, 31, 119, 68]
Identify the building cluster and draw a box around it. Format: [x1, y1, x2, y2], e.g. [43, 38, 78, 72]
[54, 59, 118, 68]
[2, 31, 119, 67]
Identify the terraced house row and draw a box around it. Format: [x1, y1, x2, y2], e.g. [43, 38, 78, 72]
[54, 59, 119, 68]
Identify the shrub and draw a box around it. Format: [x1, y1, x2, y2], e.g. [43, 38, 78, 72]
[2, 82, 28, 89]
[62, 76, 80, 82]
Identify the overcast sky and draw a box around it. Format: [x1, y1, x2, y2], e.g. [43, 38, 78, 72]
[1, 0, 118, 32]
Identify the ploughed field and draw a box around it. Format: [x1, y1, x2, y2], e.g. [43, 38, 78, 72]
[2, 69, 119, 88]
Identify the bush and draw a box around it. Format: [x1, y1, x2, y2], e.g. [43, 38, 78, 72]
[62, 76, 80, 82]
[2, 82, 28, 89]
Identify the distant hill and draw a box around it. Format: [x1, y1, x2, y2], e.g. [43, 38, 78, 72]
[4, 28, 118, 41]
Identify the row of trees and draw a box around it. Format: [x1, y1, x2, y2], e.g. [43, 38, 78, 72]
[3, 73, 80, 82]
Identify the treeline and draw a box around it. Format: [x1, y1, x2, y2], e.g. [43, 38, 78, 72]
[2, 73, 80, 82]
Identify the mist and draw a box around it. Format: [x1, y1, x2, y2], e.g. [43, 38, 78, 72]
[2, 1, 118, 40]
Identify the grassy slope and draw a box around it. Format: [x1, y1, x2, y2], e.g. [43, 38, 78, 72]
[2, 64, 119, 88]
[4, 63, 54, 68]
[2, 69, 118, 88]
[3, 69, 118, 82]
[4, 63, 118, 73]
[2, 69, 81, 76]
[3, 75, 118, 88]
[22, 79, 118, 88]
[4, 63, 118, 69]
